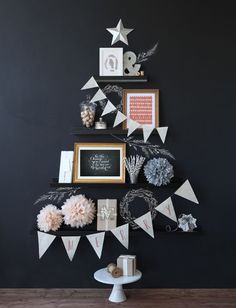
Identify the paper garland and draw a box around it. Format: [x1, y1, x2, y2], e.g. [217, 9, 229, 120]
[143, 125, 154, 142]
[81, 76, 99, 90]
[157, 127, 168, 143]
[113, 111, 127, 127]
[127, 118, 141, 136]
[61, 236, 80, 261]
[37, 179, 199, 259]
[101, 100, 117, 116]
[90, 89, 107, 103]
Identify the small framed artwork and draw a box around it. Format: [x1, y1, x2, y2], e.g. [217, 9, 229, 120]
[99, 48, 123, 76]
[123, 89, 159, 128]
[58, 151, 74, 183]
[73, 143, 126, 183]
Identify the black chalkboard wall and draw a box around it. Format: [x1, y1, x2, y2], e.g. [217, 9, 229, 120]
[0, 0, 235, 288]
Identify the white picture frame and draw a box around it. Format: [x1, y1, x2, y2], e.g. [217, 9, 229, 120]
[58, 151, 74, 183]
[99, 48, 123, 76]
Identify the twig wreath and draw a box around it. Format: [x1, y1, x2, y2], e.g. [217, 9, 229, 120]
[120, 188, 158, 229]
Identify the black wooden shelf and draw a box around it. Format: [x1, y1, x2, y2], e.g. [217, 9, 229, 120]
[95, 76, 148, 83]
[50, 178, 182, 188]
[70, 128, 158, 136]
[34, 229, 199, 237]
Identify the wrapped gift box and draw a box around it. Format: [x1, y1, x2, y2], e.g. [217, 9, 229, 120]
[117, 255, 137, 276]
[97, 199, 117, 231]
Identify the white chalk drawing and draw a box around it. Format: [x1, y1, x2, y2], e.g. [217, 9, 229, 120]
[34, 187, 81, 205]
[89, 154, 112, 172]
[111, 135, 175, 159]
[120, 188, 158, 229]
[136, 42, 159, 63]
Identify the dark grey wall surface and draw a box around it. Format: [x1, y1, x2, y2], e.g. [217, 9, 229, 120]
[0, 0, 235, 288]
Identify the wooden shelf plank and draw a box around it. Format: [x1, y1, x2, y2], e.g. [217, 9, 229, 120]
[95, 76, 148, 83]
[70, 128, 158, 136]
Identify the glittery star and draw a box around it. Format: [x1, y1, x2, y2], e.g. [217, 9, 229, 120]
[106, 19, 133, 46]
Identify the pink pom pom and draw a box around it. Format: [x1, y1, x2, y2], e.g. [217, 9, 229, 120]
[37, 204, 63, 232]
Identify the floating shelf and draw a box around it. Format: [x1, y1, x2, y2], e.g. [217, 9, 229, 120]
[50, 178, 182, 188]
[70, 128, 158, 136]
[95, 76, 148, 83]
[34, 229, 199, 237]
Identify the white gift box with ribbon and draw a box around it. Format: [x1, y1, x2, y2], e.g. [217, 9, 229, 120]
[117, 255, 137, 276]
[97, 199, 117, 231]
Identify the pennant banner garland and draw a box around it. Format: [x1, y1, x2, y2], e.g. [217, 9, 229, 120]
[113, 111, 127, 127]
[134, 212, 154, 238]
[127, 118, 141, 136]
[155, 197, 177, 222]
[81, 76, 99, 90]
[37, 179, 199, 260]
[61, 236, 80, 261]
[143, 125, 154, 142]
[86, 232, 105, 259]
[111, 223, 129, 249]
[37, 231, 56, 259]
[157, 127, 168, 143]
[174, 180, 199, 204]
[101, 100, 117, 117]
[90, 89, 107, 103]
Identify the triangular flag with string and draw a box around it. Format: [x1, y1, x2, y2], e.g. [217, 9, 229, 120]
[157, 127, 168, 143]
[37, 231, 56, 259]
[61, 236, 81, 261]
[86, 232, 105, 259]
[111, 223, 129, 249]
[101, 100, 117, 116]
[81, 76, 99, 90]
[113, 111, 127, 127]
[143, 125, 154, 142]
[155, 197, 177, 222]
[90, 89, 107, 102]
[127, 118, 141, 136]
[174, 180, 199, 204]
[134, 212, 154, 238]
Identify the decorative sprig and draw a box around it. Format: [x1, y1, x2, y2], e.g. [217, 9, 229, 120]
[34, 187, 81, 205]
[136, 42, 159, 64]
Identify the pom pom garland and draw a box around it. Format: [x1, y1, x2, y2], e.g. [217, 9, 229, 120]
[37, 204, 63, 232]
[144, 157, 174, 186]
[61, 195, 96, 228]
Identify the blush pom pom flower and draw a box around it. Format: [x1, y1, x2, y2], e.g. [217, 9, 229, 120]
[144, 157, 174, 186]
[37, 204, 63, 232]
[61, 195, 96, 228]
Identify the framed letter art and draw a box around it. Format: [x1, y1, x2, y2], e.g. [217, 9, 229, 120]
[99, 48, 123, 76]
[123, 89, 159, 128]
[73, 143, 126, 183]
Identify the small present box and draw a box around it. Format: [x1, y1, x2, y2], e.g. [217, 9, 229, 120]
[117, 255, 137, 276]
[97, 199, 117, 231]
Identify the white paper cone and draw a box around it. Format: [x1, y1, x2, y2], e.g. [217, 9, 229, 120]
[81, 76, 99, 90]
[142, 125, 154, 142]
[86, 232, 105, 259]
[101, 100, 117, 116]
[90, 89, 107, 103]
[134, 212, 154, 238]
[174, 180, 199, 204]
[37, 231, 56, 259]
[155, 197, 177, 222]
[127, 118, 141, 136]
[157, 127, 168, 143]
[111, 223, 129, 249]
[113, 111, 127, 127]
[61, 236, 81, 261]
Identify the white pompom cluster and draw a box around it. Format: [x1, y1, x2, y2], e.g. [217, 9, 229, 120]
[61, 195, 96, 228]
[37, 204, 63, 232]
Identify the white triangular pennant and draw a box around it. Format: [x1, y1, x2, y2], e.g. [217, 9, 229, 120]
[37, 231, 56, 259]
[175, 180, 199, 204]
[111, 223, 129, 249]
[127, 118, 141, 136]
[90, 89, 107, 103]
[101, 100, 117, 116]
[81, 76, 99, 90]
[86, 232, 105, 259]
[157, 127, 168, 143]
[134, 212, 154, 238]
[113, 111, 127, 127]
[155, 197, 177, 222]
[61, 236, 81, 261]
[142, 125, 154, 142]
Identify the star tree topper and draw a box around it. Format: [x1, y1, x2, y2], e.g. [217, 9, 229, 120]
[106, 19, 133, 45]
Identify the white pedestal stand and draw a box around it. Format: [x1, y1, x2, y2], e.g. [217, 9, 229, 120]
[94, 268, 142, 303]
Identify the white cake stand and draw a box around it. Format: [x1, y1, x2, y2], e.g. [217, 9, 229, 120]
[94, 268, 142, 303]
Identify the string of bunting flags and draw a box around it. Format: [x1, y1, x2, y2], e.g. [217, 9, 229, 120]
[80, 76, 168, 143]
[38, 179, 199, 261]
